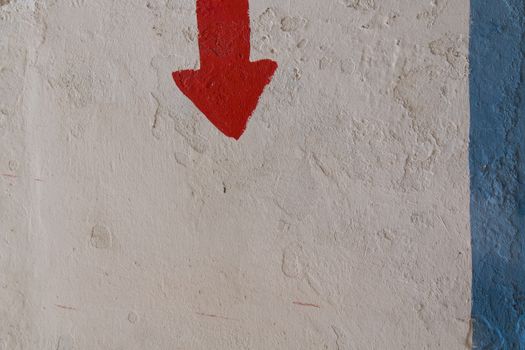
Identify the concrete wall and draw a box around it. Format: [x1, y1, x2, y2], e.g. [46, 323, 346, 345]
[1, 1, 470, 349]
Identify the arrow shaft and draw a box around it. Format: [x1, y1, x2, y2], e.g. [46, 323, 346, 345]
[197, 0, 251, 68]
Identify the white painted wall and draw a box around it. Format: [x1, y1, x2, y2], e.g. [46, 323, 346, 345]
[1, 0, 470, 349]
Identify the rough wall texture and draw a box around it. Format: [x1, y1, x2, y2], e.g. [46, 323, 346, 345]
[470, 0, 525, 348]
[1, 0, 470, 349]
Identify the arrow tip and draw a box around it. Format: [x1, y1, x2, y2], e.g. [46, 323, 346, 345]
[173, 60, 277, 140]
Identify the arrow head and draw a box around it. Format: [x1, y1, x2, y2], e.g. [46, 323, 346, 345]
[173, 59, 277, 140]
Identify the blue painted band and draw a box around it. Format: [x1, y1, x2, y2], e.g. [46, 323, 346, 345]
[470, 0, 525, 348]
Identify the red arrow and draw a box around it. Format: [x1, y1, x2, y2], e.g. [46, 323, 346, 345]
[172, 0, 278, 140]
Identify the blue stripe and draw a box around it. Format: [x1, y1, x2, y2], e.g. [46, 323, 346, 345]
[470, 0, 525, 348]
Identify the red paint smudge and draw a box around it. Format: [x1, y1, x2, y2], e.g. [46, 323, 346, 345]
[195, 312, 238, 321]
[293, 301, 321, 309]
[172, 0, 277, 140]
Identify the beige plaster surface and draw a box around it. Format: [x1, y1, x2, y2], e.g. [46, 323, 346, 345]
[1, 1, 470, 348]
